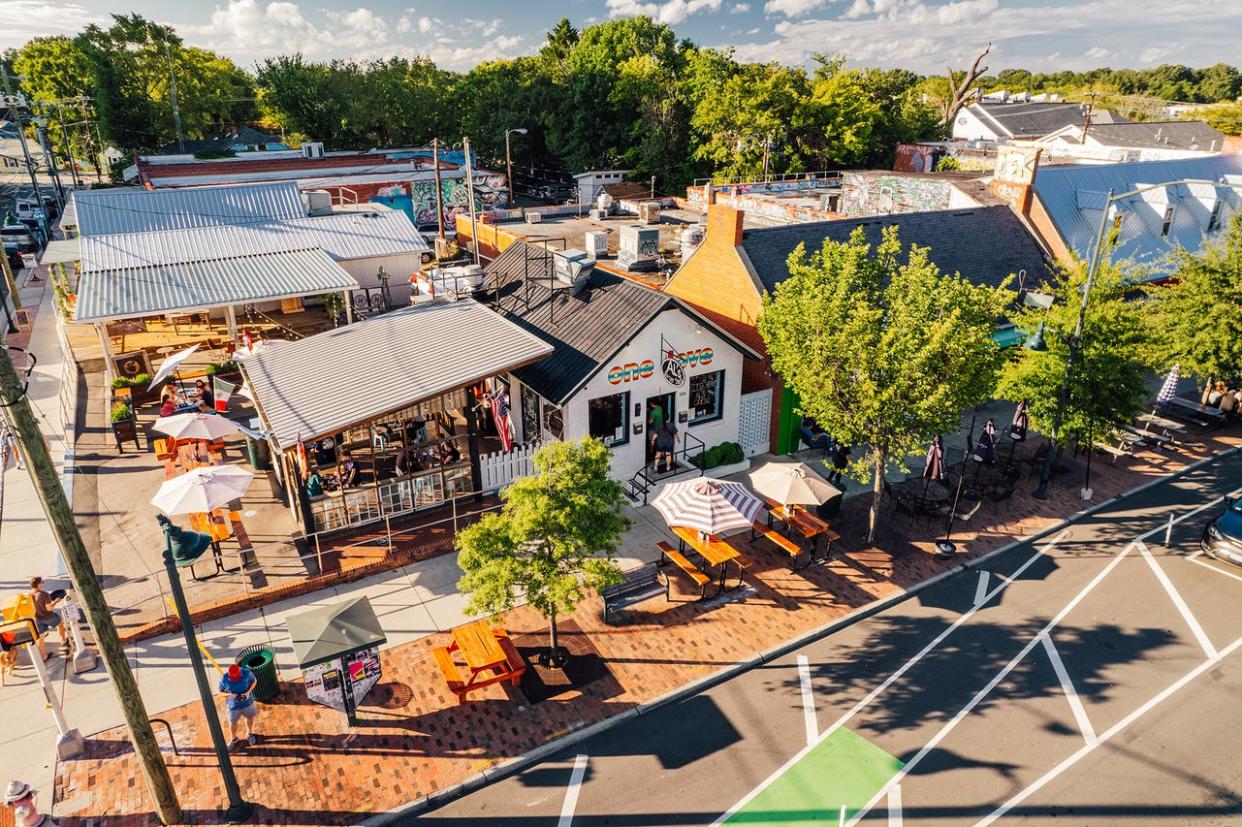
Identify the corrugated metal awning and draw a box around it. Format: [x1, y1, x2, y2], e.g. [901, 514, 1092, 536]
[38, 238, 81, 266]
[241, 300, 554, 451]
[74, 248, 359, 322]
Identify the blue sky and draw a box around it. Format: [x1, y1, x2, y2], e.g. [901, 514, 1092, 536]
[4, 0, 1241, 76]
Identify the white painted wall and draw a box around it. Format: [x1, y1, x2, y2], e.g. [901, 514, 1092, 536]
[951, 107, 1005, 143]
[338, 252, 423, 307]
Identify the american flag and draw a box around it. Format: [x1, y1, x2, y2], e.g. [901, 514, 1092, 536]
[490, 385, 514, 452]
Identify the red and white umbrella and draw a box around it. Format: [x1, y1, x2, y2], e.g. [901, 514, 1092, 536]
[650, 478, 764, 537]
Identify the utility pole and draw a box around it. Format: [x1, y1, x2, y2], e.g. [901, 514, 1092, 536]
[1080, 92, 1096, 145]
[0, 347, 183, 824]
[80, 98, 102, 183]
[3, 94, 52, 243]
[432, 137, 445, 240]
[463, 137, 480, 265]
[34, 120, 66, 212]
[162, 37, 185, 154]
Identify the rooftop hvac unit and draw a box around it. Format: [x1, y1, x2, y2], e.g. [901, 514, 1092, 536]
[526, 212, 543, 224]
[584, 230, 609, 259]
[552, 248, 596, 295]
[617, 224, 660, 268]
[301, 141, 325, 159]
[303, 189, 332, 216]
[638, 202, 661, 224]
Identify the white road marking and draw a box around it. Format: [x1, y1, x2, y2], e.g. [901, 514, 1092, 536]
[557, 754, 589, 827]
[973, 571, 990, 606]
[1187, 551, 1242, 584]
[845, 542, 1136, 827]
[973, 630, 1242, 827]
[1039, 632, 1097, 745]
[797, 655, 817, 746]
[709, 529, 1072, 827]
[1137, 540, 1218, 660]
[887, 785, 903, 827]
[1135, 483, 1242, 543]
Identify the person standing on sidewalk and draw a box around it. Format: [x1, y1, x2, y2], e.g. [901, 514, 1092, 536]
[29, 577, 68, 660]
[3, 779, 55, 826]
[218, 663, 259, 749]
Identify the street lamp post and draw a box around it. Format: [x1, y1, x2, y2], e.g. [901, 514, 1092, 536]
[1031, 176, 1242, 499]
[159, 515, 253, 823]
[504, 128, 527, 206]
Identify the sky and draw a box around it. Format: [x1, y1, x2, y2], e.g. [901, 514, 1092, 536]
[3, 0, 1241, 77]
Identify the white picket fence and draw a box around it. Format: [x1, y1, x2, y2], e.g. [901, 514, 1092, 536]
[738, 388, 773, 456]
[479, 441, 538, 491]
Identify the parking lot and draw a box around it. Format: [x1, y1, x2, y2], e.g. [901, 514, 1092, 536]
[415, 449, 1242, 826]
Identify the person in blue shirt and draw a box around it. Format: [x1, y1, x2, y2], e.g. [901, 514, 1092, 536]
[218, 663, 259, 749]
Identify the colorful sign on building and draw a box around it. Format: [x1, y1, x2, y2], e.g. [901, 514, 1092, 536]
[608, 348, 713, 385]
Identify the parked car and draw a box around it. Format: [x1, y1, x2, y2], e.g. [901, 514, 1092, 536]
[1201, 497, 1242, 566]
[0, 224, 38, 254]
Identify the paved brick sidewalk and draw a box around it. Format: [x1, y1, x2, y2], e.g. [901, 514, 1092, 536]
[53, 428, 1241, 824]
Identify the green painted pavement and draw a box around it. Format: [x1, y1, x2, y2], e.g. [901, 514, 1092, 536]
[724, 726, 904, 825]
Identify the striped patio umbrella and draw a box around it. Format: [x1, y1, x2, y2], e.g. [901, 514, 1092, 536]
[650, 478, 764, 537]
[1157, 365, 1180, 407]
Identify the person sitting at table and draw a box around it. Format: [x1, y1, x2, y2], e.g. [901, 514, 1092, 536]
[800, 417, 831, 455]
[1220, 388, 1240, 422]
[314, 436, 336, 466]
[158, 389, 179, 417]
[438, 439, 461, 465]
[193, 379, 214, 412]
[305, 471, 324, 498]
[340, 450, 358, 487]
[1208, 381, 1226, 407]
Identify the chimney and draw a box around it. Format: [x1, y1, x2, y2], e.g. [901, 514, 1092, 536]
[706, 204, 745, 247]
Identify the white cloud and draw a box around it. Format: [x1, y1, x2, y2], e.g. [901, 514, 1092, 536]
[417, 15, 436, 33]
[747, 25, 761, 32]
[731, 2, 751, 11]
[0, 0, 103, 49]
[729, 0, 1242, 74]
[607, 0, 725, 26]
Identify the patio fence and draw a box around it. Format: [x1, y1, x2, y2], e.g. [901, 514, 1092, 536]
[479, 442, 538, 491]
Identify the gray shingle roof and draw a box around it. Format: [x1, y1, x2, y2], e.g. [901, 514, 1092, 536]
[1080, 121, 1226, 151]
[73, 248, 359, 323]
[969, 102, 1124, 139]
[741, 206, 1052, 294]
[242, 300, 554, 451]
[71, 182, 305, 237]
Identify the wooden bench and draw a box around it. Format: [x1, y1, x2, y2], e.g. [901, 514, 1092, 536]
[431, 645, 467, 700]
[1091, 440, 1132, 464]
[657, 541, 713, 600]
[601, 562, 668, 624]
[154, 437, 177, 461]
[493, 629, 527, 684]
[751, 520, 808, 569]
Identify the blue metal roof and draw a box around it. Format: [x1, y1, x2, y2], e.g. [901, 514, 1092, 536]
[1032, 155, 1242, 276]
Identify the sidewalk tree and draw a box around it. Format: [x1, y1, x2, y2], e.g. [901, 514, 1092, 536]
[997, 255, 1150, 459]
[1144, 212, 1242, 383]
[456, 437, 631, 668]
[758, 226, 1010, 544]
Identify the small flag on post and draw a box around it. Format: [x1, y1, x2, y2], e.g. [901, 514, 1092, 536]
[212, 375, 235, 413]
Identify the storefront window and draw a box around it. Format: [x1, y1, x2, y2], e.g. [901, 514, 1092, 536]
[520, 384, 541, 444]
[542, 402, 564, 440]
[689, 370, 724, 424]
[587, 391, 630, 447]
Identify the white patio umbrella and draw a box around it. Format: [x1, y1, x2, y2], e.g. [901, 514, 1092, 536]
[748, 461, 840, 507]
[148, 343, 200, 390]
[650, 477, 764, 537]
[153, 411, 243, 441]
[150, 465, 254, 516]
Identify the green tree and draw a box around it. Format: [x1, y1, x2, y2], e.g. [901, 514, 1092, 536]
[758, 227, 1009, 543]
[691, 61, 810, 180]
[10, 36, 94, 157]
[1145, 213, 1242, 383]
[255, 54, 346, 147]
[997, 256, 1150, 465]
[454, 57, 552, 165]
[456, 438, 631, 666]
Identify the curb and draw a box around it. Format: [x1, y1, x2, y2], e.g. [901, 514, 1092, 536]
[362, 443, 1242, 826]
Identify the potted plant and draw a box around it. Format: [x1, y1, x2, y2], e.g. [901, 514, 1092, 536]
[109, 400, 140, 452]
[206, 360, 240, 379]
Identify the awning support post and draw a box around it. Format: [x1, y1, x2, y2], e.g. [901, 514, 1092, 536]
[94, 323, 115, 383]
[225, 304, 238, 344]
[342, 290, 354, 325]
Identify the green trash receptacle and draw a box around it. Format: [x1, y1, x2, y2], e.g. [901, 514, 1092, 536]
[235, 646, 278, 701]
[244, 434, 271, 471]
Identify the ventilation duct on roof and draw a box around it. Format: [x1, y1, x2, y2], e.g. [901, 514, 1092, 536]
[553, 248, 596, 296]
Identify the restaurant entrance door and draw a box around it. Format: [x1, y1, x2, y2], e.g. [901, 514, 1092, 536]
[645, 393, 675, 463]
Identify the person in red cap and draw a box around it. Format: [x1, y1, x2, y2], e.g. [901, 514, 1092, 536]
[218, 663, 259, 749]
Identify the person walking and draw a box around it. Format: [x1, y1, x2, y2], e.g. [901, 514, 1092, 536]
[652, 419, 679, 474]
[4, 780, 55, 826]
[218, 663, 259, 750]
[28, 577, 67, 660]
[828, 443, 851, 486]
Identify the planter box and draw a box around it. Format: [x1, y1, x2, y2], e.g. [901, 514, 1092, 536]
[111, 417, 141, 452]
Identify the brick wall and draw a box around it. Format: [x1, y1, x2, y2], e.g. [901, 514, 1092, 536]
[664, 204, 786, 452]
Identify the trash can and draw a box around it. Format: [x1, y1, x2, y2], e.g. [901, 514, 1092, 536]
[235, 646, 279, 701]
[244, 434, 271, 471]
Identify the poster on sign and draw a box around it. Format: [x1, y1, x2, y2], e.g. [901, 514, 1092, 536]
[347, 646, 382, 707]
[305, 662, 346, 713]
[304, 646, 383, 714]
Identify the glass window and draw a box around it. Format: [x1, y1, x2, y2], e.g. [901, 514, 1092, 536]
[587, 391, 630, 447]
[520, 384, 541, 443]
[689, 370, 724, 425]
[1161, 205, 1176, 237]
[542, 402, 564, 440]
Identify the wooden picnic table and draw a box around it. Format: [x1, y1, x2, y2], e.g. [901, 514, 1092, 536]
[1163, 397, 1226, 428]
[186, 509, 241, 580]
[670, 525, 743, 591]
[762, 498, 839, 563]
[451, 619, 508, 673]
[163, 441, 224, 479]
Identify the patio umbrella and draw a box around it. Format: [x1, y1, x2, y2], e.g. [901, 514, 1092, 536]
[749, 461, 840, 507]
[919, 436, 945, 511]
[1157, 365, 1180, 408]
[150, 464, 254, 516]
[148, 343, 200, 390]
[153, 411, 242, 441]
[1005, 401, 1029, 466]
[650, 478, 764, 537]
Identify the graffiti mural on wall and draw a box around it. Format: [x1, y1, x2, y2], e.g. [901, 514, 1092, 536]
[838, 173, 953, 217]
[370, 175, 509, 229]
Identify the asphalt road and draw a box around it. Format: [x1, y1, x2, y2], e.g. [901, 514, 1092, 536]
[411, 449, 1242, 826]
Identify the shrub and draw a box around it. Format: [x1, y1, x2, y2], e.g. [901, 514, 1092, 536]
[110, 401, 132, 423]
[690, 441, 745, 469]
[207, 360, 238, 375]
[111, 373, 150, 389]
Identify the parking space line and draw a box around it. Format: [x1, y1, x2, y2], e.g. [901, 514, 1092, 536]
[710, 529, 1072, 826]
[973, 630, 1242, 827]
[797, 655, 817, 746]
[887, 785, 903, 827]
[1136, 484, 1242, 543]
[845, 542, 1136, 827]
[1039, 632, 1096, 745]
[973, 571, 989, 607]
[557, 754, 589, 827]
[1137, 540, 1218, 660]
[1186, 550, 1242, 585]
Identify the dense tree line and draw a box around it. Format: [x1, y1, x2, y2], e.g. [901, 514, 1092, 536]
[5, 13, 1239, 191]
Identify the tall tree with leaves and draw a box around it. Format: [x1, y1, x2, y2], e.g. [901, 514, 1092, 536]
[997, 255, 1150, 465]
[1144, 212, 1242, 383]
[456, 438, 630, 667]
[758, 227, 1009, 543]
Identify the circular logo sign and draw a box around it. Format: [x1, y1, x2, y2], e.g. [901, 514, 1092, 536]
[661, 352, 685, 387]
